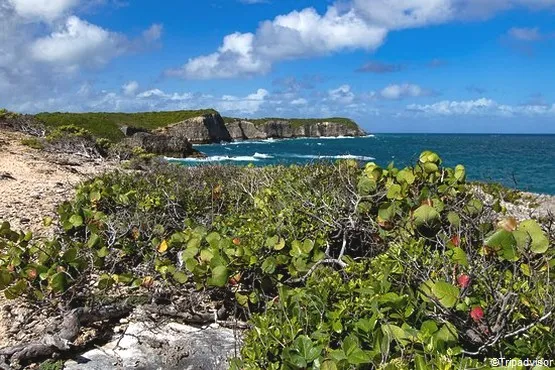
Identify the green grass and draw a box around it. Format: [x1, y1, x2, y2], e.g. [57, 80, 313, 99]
[223, 117, 359, 130]
[35, 109, 218, 142]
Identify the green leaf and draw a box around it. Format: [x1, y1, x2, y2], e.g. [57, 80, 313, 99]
[49, 272, 68, 293]
[451, 247, 469, 267]
[386, 184, 402, 200]
[69, 214, 83, 228]
[382, 324, 410, 346]
[90, 190, 101, 202]
[4, 279, 26, 299]
[378, 203, 395, 221]
[397, 169, 416, 185]
[519, 220, 549, 254]
[454, 165, 466, 182]
[419, 151, 441, 164]
[97, 246, 110, 258]
[343, 337, 370, 365]
[321, 360, 338, 370]
[173, 271, 188, 284]
[447, 212, 461, 227]
[301, 239, 314, 254]
[62, 248, 78, 263]
[432, 281, 460, 308]
[87, 233, 101, 248]
[261, 257, 277, 274]
[485, 229, 518, 261]
[413, 205, 440, 228]
[205, 232, 221, 248]
[0, 269, 13, 290]
[235, 292, 249, 307]
[357, 177, 376, 195]
[290, 240, 303, 258]
[209, 266, 229, 287]
[294, 335, 321, 363]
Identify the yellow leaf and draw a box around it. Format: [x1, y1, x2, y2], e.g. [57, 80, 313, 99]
[158, 240, 169, 253]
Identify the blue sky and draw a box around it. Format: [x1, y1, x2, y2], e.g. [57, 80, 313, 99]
[1, 0, 555, 133]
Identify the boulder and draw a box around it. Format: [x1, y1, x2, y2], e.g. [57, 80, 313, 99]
[64, 321, 239, 370]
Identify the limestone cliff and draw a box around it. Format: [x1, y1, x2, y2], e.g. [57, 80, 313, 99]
[154, 113, 232, 144]
[224, 119, 366, 141]
[125, 113, 366, 145]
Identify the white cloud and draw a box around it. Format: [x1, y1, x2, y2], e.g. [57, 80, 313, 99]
[142, 23, 163, 43]
[291, 98, 308, 106]
[169, 0, 555, 79]
[30, 16, 123, 67]
[406, 98, 555, 117]
[328, 85, 355, 104]
[8, 0, 78, 21]
[219, 89, 269, 114]
[507, 27, 542, 41]
[168, 6, 386, 79]
[122, 81, 139, 96]
[380, 83, 429, 99]
[0, 0, 163, 109]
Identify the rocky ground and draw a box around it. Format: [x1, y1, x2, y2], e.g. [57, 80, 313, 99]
[0, 130, 113, 234]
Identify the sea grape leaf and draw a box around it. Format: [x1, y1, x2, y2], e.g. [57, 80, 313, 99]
[519, 220, 549, 254]
[209, 266, 229, 287]
[485, 229, 517, 261]
[432, 281, 460, 308]
[413, 205, 440, 228]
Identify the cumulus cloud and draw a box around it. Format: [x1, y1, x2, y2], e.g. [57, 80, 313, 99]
[167, 6, 387, 79]
[30, 16, 124, 67]
[169, 0, 555, 79]
[7, 0, 78, 21]
[328, 85, 355, 104]
[380, 83, 432, 99]
[219, 89, 269, 114]
[0, 0, 162, 108]
[406, 98, 555, 117]
[122, 81, 139, 96]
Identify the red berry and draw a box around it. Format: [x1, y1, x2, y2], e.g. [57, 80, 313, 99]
[450, 235, 460, 246]
[457, 274, 471, 288]
[470, 306, 484, 322]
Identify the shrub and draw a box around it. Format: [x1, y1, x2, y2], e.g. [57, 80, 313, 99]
[0, 153, 553, 368]
[20, 138, 45, 150]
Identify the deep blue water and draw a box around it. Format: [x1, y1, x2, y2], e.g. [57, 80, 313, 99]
[169, 134, 555, 195]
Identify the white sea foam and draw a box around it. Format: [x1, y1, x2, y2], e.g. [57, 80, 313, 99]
[167, 155, 260, 162]
[253, 152, 274, 159]
[285, 154, 375, 161]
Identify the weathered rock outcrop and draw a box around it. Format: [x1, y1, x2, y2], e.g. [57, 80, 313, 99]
[125, 132, 203, 158]
[155, 113, 232, 144]
[224, 119, 366, 141]
[225, 120, 268, 140]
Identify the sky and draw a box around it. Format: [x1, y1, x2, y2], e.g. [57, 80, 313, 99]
[1, 0, 555, 133]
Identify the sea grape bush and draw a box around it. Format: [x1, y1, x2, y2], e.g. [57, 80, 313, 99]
[0, 152, 553, 369]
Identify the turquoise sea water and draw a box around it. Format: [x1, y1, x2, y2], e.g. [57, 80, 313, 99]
[169, 134, 555, 195]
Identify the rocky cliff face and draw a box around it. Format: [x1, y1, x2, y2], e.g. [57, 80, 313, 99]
[155, 113, 232, 144]
[224, 119, 366, 141]
[133, 113, 365, 145]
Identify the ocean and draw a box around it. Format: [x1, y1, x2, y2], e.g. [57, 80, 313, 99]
[168, 134, 555, 195]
